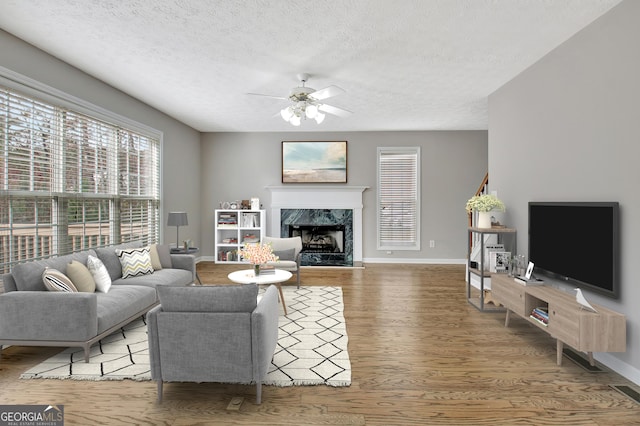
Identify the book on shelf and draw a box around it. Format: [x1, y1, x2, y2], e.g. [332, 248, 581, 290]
[242, 234, 259, 243]
[532, 307, 549, 319]
[241, 213, 258, 227]
[217, 213, 238, 225]
[530, 306, 549, 326]
[218, 250, 237, 261]
[529, 314, 548, 327]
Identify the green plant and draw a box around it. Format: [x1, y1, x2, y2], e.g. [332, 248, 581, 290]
[465, 194, 505, 213]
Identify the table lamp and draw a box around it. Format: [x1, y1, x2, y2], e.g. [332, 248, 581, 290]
[167, 212, 188, 249]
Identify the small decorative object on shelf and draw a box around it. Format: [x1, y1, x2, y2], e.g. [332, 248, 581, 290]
[251, 197, 260, 210]
[465, 194, 505, 229]
[490, 251, 511, 273]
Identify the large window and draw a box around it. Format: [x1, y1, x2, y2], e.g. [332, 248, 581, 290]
[377, 147, 420, 250]
[0, 84, 160, 274]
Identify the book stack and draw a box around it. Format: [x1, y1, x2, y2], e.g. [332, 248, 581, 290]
[529, 306, 549, 327]
[218, 250, 237, 261]
[243, 234, 259, 243]
[218, 213, 238, 228]
[259, 265, 276, 275]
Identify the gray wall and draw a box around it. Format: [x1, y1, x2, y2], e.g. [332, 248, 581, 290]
[489, 0, 640, 383]
[0, 30, 202, 249]
[201, 131, 487, 261]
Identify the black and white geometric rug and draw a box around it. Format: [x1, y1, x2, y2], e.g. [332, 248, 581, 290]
[20, 286, 351, 387]
[265, 286, 350, 387]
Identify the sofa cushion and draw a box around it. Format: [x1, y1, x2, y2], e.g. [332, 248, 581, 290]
[116, 247, 154, 279]
[111, 268, 192, 288]
[11, 250, 96, 292]
[42, 268, 78, 292]
[149, 244, 163, 270]
[266, 260, 298, 271]
[95, 241, 143, 281]
[156, 244, 172, 268]
[158, 284, 258, 313]
[274, 248, 295, 261]
[96, 285, 158, 334]
[67, 260, 96, 293]
[87, 255, 112, 293]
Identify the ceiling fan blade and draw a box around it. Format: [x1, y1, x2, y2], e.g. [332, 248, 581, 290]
[309, 85, 345, 101]
[318, 103, 352, 118]
[246, 92, 287, 101]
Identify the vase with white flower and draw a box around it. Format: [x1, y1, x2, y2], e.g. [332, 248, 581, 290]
[465, 194, 505, 228]
[239, 242, 279, 276]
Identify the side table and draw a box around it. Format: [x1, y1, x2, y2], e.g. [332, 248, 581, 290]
[170, 247, 202, 285]
[227, 269, 292, 315]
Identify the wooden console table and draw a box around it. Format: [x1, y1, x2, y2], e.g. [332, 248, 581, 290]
[491, 274, 626, 366]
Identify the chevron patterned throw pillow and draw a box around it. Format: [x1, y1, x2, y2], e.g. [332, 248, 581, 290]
[116, 247, 154, 279]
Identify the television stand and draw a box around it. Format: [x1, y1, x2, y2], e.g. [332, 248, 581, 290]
[491, 274, 626, 366]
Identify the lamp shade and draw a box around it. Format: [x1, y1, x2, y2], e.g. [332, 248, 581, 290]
[167, 212, 188, 227]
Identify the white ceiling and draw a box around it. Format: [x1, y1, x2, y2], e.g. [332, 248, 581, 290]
[0, 0, 623, 132]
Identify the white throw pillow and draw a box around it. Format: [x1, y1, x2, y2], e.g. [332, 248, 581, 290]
[42, 268, 78, 292]
[116, 247, 154, 279]
[87, 254, 112, 293]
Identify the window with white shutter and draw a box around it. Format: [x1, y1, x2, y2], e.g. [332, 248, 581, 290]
[1, 83, 160, 274]
[377, 147, 420, 250]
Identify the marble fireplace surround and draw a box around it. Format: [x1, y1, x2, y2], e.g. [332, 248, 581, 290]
[267, 186, 367, 266]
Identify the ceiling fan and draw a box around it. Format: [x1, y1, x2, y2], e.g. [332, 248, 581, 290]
[248, 73, 352, 126]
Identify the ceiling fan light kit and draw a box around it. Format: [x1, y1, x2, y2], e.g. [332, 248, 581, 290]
[250, 73, 351, 127]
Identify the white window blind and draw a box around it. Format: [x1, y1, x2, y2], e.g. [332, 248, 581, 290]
[1, 85, 160, 274]
[377, 147, 420, 250]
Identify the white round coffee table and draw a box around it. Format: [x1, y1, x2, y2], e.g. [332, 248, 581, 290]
[228, 269, 292, 315]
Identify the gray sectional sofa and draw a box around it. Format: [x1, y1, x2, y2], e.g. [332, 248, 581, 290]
[0, 242, 195, 362]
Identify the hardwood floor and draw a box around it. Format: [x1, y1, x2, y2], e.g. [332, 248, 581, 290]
[1, 263, 639, 425]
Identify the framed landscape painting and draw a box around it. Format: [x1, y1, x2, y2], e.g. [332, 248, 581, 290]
[282, 141, 347, 183]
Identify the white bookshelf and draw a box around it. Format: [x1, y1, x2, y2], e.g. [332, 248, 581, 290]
[214, 209, 265, 263]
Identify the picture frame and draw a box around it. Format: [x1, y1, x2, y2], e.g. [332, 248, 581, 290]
[282, 141, 347, 183]
[483, 244, 504, 271]
[490, 251, 511, 273]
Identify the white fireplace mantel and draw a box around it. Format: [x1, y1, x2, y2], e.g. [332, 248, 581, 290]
[266, 185, 368, 264]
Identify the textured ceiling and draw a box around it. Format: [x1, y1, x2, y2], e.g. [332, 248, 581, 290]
[0, 0, 623, 132]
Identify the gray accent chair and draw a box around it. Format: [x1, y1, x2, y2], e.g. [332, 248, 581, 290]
[147, 284, 279, 404]
[263, 236, 302, 288]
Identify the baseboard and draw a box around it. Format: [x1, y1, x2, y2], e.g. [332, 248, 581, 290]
[364, 258, 466, 265]
[594, 352, 640, 387]
[196, 256, 466, 266]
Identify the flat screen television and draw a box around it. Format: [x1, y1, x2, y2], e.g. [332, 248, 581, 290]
[528, 202, 620, 299]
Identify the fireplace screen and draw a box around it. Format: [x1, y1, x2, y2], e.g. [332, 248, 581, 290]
[289, 225, 345, 253]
